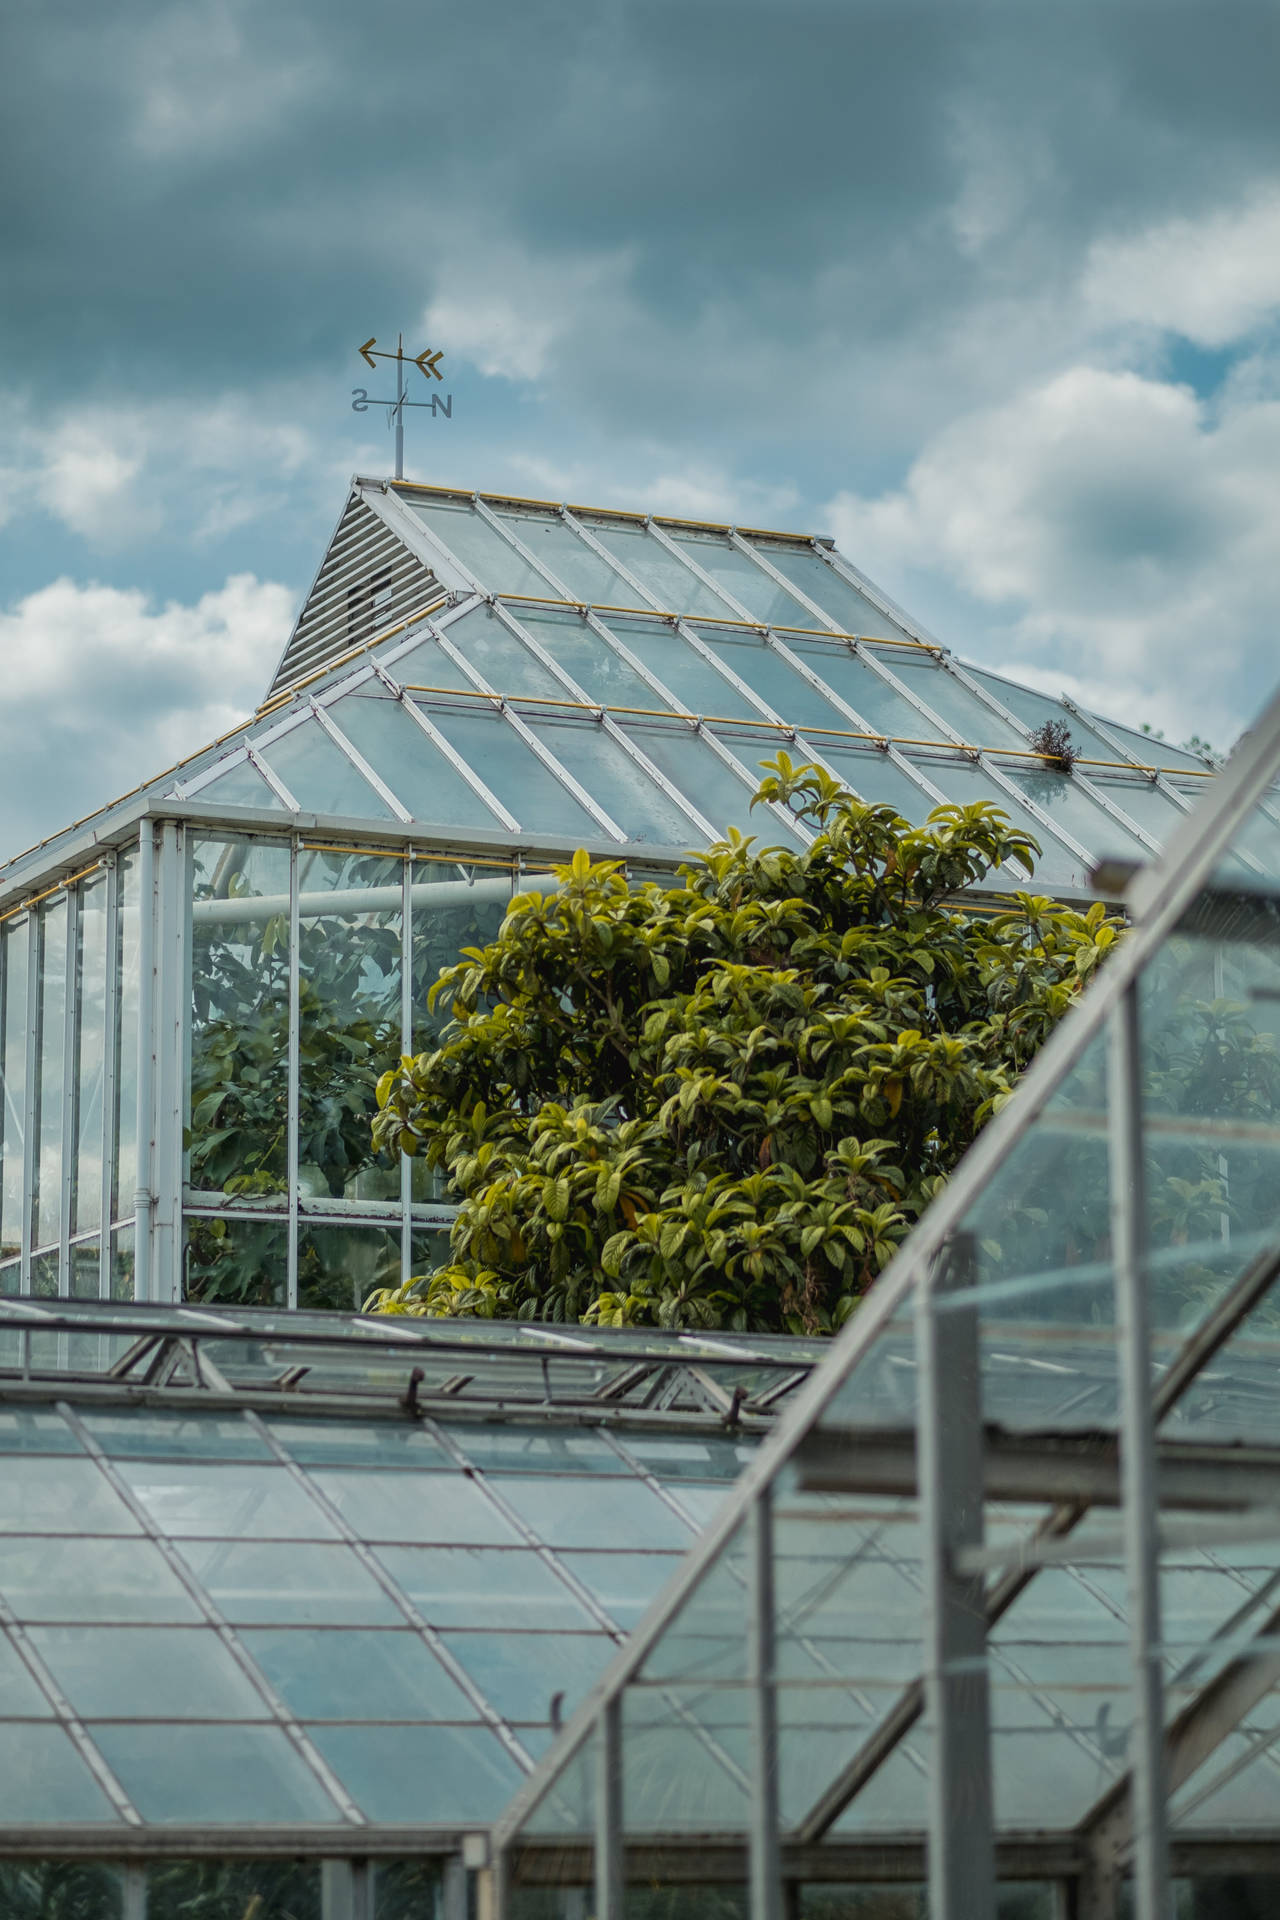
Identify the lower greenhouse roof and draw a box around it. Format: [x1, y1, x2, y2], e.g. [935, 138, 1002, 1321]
[0, 1299, 813, 1855]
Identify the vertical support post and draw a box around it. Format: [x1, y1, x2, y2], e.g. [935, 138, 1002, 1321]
[749, 1485, 782, 1920]
[20, 909, 39, 1295]
[917, 1228, 996, 1920]
[400, 849, 413, 1288]
[100, 856, 119, 1299]
[150, 822, 186, 1302]
[1109, 982, 1170, 1920]
[288, 834, 301, 1310]
[59, 883, 80, 1294]
[595, 1694, 624, 1920]
[133, 823, 156, 1303]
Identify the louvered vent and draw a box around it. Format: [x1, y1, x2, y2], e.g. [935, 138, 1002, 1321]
[265, 494, 441, 700]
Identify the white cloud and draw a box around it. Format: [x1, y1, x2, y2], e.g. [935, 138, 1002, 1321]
[0, 573, 295, 859]
[1083, 185, 1280, 348]
[823, 363, 1280, 747]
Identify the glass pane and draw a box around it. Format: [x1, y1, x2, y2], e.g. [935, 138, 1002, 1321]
[185, 1217, 288, 1308]
[189, 836, 292, 1201]
[440, 1628, 615, 1723]
[427, 705, 606, 840]
[175, 1540, 402, 1625]
[92, 1721, 344, 1824]
[586, 521, 739, 620]
[406, 497, 557, 597]
[522, 717, 704, 846]
[0, 1724, 122, 1823]
[312, 1468, 519, 1546]
[495, 507, 638, 605]
[596, 615, 765, 719]
[510, 603, 676, 711]
[668, 530, 817, 628]
[196, 754, 286, 809]
[437, 601, 575, 700]
[375, 1545, 600, 1628]
[258, 718, 393, 820]
[326, 687, 505, 829]
[74, 875, 108, 1237]
[488, 1474, 695, 1551]
[0, 1455, 140, 1534]
[307, 1722, 523, 1823]
[33, 896, 68, 1253]
[875, 653, 1027, 750]
[242, 1625, 478, 1720]
[786, 640, 950, 742]
[113, 852, 140, 1222]
[747, 542, 911, 640]
[0, 919, 28, 1263]
[32, 1624, 272, 1719]
[0, 1536, 204, 1622]
[299, 1224, 403, 1314]
[116, 1460, 338, 1539]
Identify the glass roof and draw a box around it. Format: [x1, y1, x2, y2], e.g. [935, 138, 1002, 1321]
[0, 1298, 814, 1841]
[1, 478, 1252, 908]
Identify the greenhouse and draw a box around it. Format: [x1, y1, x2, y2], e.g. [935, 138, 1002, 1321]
[0, 477, 1245, 1313]
[5, 475, 1280, 1919]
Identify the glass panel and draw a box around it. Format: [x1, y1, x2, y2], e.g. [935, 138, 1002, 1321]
[785, 640, 950, 742]
[185, 1216, 287, 1308]
[407, 496, 557, 596]
[197, 753, 287, 809]
[0, 918, 28, 1263]
[307, 1722, 523, 1822]
[189, 836, 292, 1201]
[312, 1468, 519, 1545]
[299, 1224, 402, 1314]
[426, 705, 606, 839]
[488, 1475, 695, 1551]
[437, 601, 575, 700]
[0, 1724, 122, 1823]
[522, 717, 704, 846]
[116, 1460, 338, 1539]
[747, 542, 911, 640]
[33, 896, 68, 1252]
[74, 875, 108, 1237]
[32, 1624, 272, 1719]
[586, 521, 739, 620]
[93, 1721, 344, 1824]
[596, 615, 765, 719]
[375, 1545, 600, 1628]
[556, 1550, 686, 1628]
[439, 1629, 614, 1723]
[617, 723, 800, 843]
[0, 1536, 204, 1622]
[495, 507, 639, 605]
[326, 687, 505, 829]
[874, 653, 1027, 749]
[258, 718, 393, 820]
[147, 1861, 319, 1920]
[242, 1625, 478, 1720]
[175, 1539, 402, 1625]
[0, 1455, 140, 1534]
[113, 853, 140, 1222]
[668, 530, 818, 628]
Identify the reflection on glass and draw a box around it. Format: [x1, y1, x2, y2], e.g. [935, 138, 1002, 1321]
[34, 896, 68, 1252]
[0, 918, 28, 1264]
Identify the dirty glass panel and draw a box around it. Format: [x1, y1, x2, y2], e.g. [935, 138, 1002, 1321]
[195, 753, 286, 810]
[33, 895, 68, 1252]
[95, 1721, 345, 1824]
[74, 874, 108, 1237]
[32, 1624, 271, 1719]
[148, 1861, 320, 1920]
[785, 640, 950, 742]
[406, 496, 556, 597]
[595, 615, 766, 719]
[113, 852, 140, 1224]
[0, 917, 28, 1263]
[185, 1217, 288, 1309]
[617, 723, 801, 843]
[188, 836, 292, 1200]
[522, 717, 705, 846]
[308, 1722, 523, 1823]
[874, 653, 1028, 750]
[668, 529, 818, 628]
[512, 603, 678, 711]
[427, 704, 608, 840]
[326, 686, 504, 829]
[259, 718, 394, 820]
[586, 521, 739, 620]
[242, 1625, 477, 1720]
[746, 542, 912, 640]
[495, 507, 639, 605]
[439, 601, 577, 700]
[298, 1224, 402, 1313]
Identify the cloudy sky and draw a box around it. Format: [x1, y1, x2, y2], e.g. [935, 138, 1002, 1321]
[4, 0, 1280, 860]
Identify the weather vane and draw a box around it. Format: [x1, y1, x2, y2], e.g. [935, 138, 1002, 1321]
[351, 333, 452, 480]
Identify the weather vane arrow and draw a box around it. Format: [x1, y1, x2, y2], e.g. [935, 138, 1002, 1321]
[350, 332, 453, 479]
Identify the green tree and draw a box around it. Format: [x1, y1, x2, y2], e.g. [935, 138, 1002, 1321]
[367, 758, 1122, 1334]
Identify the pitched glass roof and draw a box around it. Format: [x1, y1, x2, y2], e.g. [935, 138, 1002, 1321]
[1, 478, 1253, 908]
